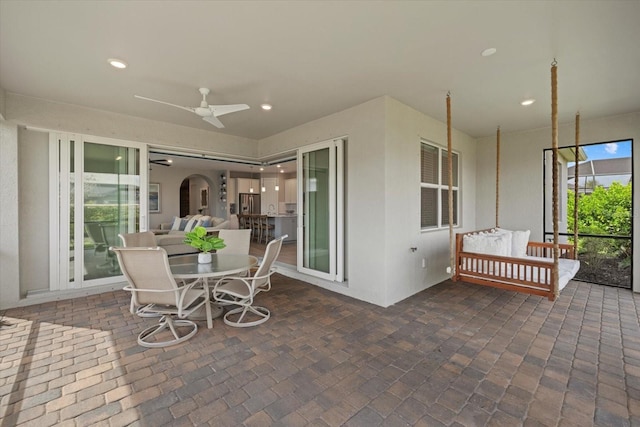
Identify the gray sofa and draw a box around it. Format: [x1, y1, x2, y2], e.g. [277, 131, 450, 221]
[154, 214, 239, 256]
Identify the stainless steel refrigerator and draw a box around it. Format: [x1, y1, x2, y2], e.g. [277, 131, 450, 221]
[239, 193, 261, 215]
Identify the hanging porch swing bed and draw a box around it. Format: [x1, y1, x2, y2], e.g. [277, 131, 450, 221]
[454, 229, 580, 301]
[446, 60, 581, 301]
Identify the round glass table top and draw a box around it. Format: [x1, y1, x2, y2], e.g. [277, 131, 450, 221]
[169, 254, 258, 279]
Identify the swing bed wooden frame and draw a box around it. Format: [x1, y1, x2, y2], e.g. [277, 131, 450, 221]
[454, 230, 576, 301]
[448, 61, 580, 301]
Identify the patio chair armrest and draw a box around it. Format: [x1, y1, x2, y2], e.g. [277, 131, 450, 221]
[212, 277, 253, 303]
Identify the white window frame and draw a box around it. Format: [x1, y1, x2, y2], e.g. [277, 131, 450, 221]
[420, 140, 460, 230]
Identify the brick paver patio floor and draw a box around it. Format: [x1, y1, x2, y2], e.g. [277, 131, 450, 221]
[1, 275, 639, 426]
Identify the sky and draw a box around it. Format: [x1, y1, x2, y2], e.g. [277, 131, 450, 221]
[582, 140, 632, 161]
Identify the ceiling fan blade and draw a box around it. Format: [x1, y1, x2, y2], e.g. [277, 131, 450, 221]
[209, 104, 250, 117]
[149, 159, 171, 167]
[134, 95, 195, 114]
[203, 115, 225, 128]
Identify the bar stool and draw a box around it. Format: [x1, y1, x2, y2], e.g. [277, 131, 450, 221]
[260, 215, 275, 244]
[251, 214, 262, 243]
[239, 214, 248, 230]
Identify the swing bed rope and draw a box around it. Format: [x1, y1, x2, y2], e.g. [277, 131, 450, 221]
[551, 59, 560, 298]
[447, 92, 454, 275]
[448, 59, 579, 299]
[496, 126, 501, 228]
[574, 112, 580, 260]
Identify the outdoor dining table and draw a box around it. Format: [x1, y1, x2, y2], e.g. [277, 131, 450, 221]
[169, 253, 259, 329]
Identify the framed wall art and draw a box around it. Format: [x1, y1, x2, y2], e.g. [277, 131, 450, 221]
[149, 183, 161, 213]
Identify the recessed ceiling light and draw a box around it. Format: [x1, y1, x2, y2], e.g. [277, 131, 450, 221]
[521, 99, 536, 106]
[259, 167, 264, 171]
[280, 170, 285, 173]
[108, 58, 127, 69]
[261, 104, 272, 110]
[481, 48, 497, 57]
[166, 159, 173, 163]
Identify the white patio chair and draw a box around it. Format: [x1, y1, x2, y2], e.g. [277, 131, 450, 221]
[118, 231, 157, 247]
[216, 229, 251, 255]
[216, 228, 252, 277]
[111, 246, 209, 347]
[117, 231, 162, 317]
[212, 235, 286, 327]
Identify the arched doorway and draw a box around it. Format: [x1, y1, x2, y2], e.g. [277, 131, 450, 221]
[178, 174, 215, 217]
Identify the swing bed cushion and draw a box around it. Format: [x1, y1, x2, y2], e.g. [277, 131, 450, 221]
[454, 229, 580, 301]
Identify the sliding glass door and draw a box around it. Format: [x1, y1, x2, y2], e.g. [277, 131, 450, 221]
[297, 138, 344, 282]
[50, 134, 148, 290]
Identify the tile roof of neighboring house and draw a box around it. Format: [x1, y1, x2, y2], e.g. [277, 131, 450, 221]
[568, 157, 631, 177]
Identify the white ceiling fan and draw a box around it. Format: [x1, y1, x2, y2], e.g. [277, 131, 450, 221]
[134, 87, 250, 128]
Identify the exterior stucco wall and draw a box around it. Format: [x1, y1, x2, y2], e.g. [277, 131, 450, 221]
[475, 111, 640, 293]
[259, 96, 477, 306]
[0, 120, 19, 306]
[18, 128, 49, 295]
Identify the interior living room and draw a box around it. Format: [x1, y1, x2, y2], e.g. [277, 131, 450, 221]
[1, 1, 640, 426]
[146, 151, 299, 268]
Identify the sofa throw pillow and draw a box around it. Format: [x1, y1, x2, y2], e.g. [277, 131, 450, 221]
[211, 217, 226, 227]
[197, 216, 212, 227]
[183, 215, 203, 232]
[511, 230, 531, 257]
[170, 216, 187, 231]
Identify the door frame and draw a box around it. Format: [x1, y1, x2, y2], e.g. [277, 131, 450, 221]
[48, 132, 149, 291]
[296, 137, 345, 282]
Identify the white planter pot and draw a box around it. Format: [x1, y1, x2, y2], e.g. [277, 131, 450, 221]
[198, 252, 212, 264]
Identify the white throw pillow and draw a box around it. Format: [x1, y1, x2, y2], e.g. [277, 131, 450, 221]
[493, 228, 513, 256]
[170, 216, 184, 231]
[211, 217, 226, 227]
[463, 234, 510, 257]
[511, 230, 531, 257]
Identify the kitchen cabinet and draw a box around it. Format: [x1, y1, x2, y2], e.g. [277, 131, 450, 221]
[236, 178, 260, 194]
[285, 178, 297, 203]
[261, 177, 278, 214]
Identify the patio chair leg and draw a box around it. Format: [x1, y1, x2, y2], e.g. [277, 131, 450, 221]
[138, 316, 198, 348]
[223, 305, 270, 327]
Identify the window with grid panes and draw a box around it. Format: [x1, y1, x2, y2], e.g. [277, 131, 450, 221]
[421, 141, 459, 229]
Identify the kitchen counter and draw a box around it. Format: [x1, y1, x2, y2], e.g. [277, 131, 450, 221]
[267, 215, 296, 241]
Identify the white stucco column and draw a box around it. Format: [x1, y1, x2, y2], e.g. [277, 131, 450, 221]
[0, 120, 20, 308]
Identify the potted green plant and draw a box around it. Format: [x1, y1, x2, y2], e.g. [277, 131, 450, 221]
[183, 226, 226, 263]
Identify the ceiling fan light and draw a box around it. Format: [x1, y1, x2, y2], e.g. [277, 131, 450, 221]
[481, 48, 497, 57]
[108, 58, 127, 69]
